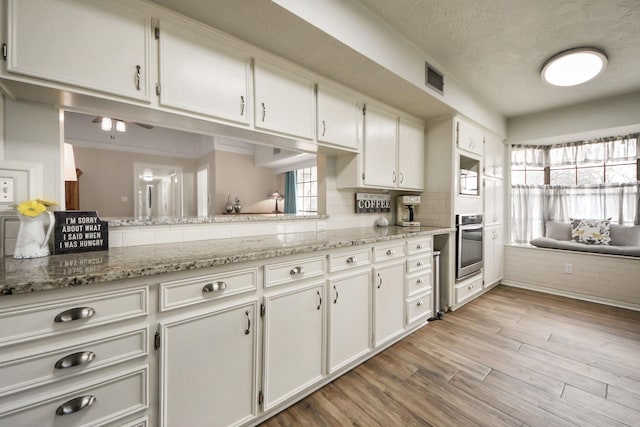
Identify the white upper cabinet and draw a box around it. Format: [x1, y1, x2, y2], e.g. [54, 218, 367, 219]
[316, 85, 360, 151]
[158, 20, 250, 125]
[483, 132, 505, 179]
[397, 119, 425, 190]
[253, 60, 315, 140]
[456, 117, 484, 156]
[6, 0, 151, 101]
[363, 105, 398, 188]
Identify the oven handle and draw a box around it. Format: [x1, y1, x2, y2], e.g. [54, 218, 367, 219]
[458, 223, 483, 231]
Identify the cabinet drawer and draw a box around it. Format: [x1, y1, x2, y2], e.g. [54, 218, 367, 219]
[0, 287, 148, 347]
[0, 328, 147, 396]
[373, 243, 405, 263]
[328, 248, 371, 273]
[160, 268, 258, 311]
[455, 275, 483, 305]
[265, 256, 325, 288]
[0, 365, 147, 426]
[406, 254, 432, 274]
[406, 291, 432, 325]
[405, 270, 432, 298]
[406, 237, 433, 255]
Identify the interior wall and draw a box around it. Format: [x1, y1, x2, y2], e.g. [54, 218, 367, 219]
[213, 150, 284, 214]
[3, 99, 62, 204]
[507, 90, 640, 144]
[74, 146, 199, 217]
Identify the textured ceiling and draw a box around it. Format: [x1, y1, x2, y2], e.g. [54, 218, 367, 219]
[149, 0, 640, 119]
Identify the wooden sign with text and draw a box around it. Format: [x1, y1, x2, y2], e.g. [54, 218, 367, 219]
[355, 193, 391, 213]
[53, 211, 109, 254]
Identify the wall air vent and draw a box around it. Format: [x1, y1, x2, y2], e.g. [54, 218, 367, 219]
[425, 62, 444, 95]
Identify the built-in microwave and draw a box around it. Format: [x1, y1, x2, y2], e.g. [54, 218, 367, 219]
[456, 214, 483, 280]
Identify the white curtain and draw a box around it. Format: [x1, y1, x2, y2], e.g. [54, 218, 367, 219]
[510, 134, 640, 244]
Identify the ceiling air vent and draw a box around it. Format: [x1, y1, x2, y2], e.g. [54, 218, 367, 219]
[425, 62, 444, 95]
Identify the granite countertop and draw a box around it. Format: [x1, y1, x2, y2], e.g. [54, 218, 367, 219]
[0, 226, 452, 296]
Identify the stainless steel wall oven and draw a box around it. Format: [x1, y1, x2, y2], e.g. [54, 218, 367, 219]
[456, 214, 483, 280]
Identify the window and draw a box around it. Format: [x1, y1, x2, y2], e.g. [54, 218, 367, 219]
[510, 134, 639, 244]
[296, 166, 317, 214]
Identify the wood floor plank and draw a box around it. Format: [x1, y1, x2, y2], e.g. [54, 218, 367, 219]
[608, 385, 640, 412]
[484, 370, 629, 427]
[449, 371, 577, 427]
[258, 286, 640, 426]
[562, 384, 640, 426]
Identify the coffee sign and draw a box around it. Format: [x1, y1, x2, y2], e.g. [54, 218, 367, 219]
[355, 193, 391, 213]
[53, 211, 109, 254]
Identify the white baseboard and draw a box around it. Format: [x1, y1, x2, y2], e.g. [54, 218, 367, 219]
[501, 280, 640, 312]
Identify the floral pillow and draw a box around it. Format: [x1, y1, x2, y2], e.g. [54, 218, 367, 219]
[570, 219, 611, 245]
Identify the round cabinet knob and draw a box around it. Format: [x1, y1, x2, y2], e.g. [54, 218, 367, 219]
[386, 249, 396, 256]
[468, 284, 474, 290]
[416, 277, 424, 284]
[417, 300, 424, 306]
[417, 243, 424, 249]
[417, 260, 424, 267]
[346, 256, 358, 264]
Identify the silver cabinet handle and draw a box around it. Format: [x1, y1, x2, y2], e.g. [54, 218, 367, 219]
[386, 249, 396, 256]
[321, 120, 326, 136]
[417, 299, 424, 307]
[346, 256, 358, 264]
[417, 243, 424, 249]
[290, 266, 305, 276]
[55, 351, 95, 369]
[468, 284, 474, 290]
[399, 172, 404, 184]
[417, 260, 425, 267]
[56, 395, 96, 416]
[54, 307, 95, 323]
[240, 95, 245, 116]
[416, 277, 425, 284]
[316, 290, 322, 310]
[202, 281, 227, 293]
[135, 65, 141, 91]
[392, 171, 397, 183]
[377, 273, 383, 289]
[261, 102, 266, 122]
[245, 309, 251, 335]
[333, 284, 339, 304]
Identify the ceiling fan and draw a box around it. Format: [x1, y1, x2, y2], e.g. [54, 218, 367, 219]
[91, 116, 154, 131]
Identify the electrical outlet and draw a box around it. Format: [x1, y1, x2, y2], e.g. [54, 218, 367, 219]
[1, 177, 15, 203]
[564, 263, 573, 274]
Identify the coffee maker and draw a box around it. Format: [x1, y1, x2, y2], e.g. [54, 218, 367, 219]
[396, 195, 421, 227]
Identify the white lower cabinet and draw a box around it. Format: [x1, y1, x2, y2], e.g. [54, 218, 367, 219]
[373, 261, 405, 347]
[262, 282, 324, 410]
[484, 225, 504, 288]
[328, 270, 372, 373]
[159, 301, 257, 427]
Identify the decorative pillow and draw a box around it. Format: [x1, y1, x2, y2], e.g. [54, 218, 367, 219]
[610, 224, 640, 246]
[545, 221, 571, 241]
[570, 219, 611, 245]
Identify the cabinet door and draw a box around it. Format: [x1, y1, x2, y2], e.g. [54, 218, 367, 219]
[363, 106, 398, 188]
[254, 60, 315, 139]
[159, 21, 250, 124]
[160, 302, 257, 427]
[397, 119, 425, 190]
[373, 262, 404, 347]
[7, 0, 150, 101]
[456, 118, 484, 156]
[483, 225, 504, 288]
[328, 271, 371, 373]
[263, 283, 324, 410]
[484, 178, 504, 226]
[484, 133, 504, 178]
[316, 86, 360, 151]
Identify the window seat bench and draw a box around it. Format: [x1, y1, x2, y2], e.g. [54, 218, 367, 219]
[530, 237, 640, 257]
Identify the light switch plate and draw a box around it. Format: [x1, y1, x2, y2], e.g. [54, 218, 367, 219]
[1, 177, 15, 203]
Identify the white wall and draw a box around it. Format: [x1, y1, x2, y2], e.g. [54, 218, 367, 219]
[4, 99, 62, 204]
[507, 90, 640, 144]
[503, 245, 640, 311]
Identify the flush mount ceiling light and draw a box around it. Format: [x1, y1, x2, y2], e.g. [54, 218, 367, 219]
[541, 47, 608, 87]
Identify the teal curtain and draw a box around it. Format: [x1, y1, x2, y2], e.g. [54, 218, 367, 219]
[284, 171, 297, 214]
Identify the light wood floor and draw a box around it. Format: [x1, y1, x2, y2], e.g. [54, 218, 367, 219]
[261, 285, 640, 426]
